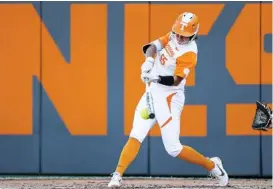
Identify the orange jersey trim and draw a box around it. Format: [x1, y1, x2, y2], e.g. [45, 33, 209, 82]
[159, 32, 171, 49]
[175, 51, 197, 78]
[161, 92, 176, 129]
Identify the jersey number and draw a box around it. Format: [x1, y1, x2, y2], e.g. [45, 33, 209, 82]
[160, 54, 168, 65]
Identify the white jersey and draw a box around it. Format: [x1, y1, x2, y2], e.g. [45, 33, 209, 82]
[130, 33, 198, 162]
[144, 32, 198, 92]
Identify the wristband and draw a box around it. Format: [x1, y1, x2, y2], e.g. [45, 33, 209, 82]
[158, 76, 174, 86]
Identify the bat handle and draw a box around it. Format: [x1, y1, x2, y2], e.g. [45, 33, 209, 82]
[145, 82, 150, 92]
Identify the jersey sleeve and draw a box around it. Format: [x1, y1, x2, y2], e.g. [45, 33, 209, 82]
[157, 32, 171, 50]
[142, 32, 171, 54]
[174, 51, 197, 78]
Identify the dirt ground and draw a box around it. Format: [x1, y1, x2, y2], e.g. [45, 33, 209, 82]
[0, 176, 271, 189]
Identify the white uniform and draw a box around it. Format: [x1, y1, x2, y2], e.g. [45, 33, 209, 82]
[130, 32, 198, 157]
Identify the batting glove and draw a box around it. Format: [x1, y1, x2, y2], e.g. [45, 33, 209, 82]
[141, 72, 160, 83]
[141, 57, 154, 73]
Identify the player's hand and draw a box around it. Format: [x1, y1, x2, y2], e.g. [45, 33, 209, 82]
[141, 57, 154, 73]
[141, 72, 160, 83]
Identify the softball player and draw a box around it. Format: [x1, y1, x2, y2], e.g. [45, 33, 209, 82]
[108, 12, 229, 188]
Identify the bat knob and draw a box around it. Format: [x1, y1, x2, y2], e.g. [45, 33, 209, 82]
[149, 113, 155, 119]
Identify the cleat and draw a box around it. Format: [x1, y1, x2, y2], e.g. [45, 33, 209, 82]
[108, 172, 122, 188]
[209, 157, 229, 186]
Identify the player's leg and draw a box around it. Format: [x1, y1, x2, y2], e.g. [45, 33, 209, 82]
[108, 93, 157, 188]
[156, 91, 214, 169]
[156, 91, 228, 186]
[115, 93, 157, 175]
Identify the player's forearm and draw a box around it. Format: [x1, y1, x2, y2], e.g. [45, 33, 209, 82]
[158, 75, 183, 86]
[145, 44, 157, 58]
[173, 75, 183, 86]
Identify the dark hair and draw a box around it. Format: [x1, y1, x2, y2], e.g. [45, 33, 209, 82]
[190, 34, 198, 41]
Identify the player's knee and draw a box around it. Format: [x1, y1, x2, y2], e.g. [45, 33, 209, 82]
[129, 133, 144, 143]
[165, 143, 183, 157]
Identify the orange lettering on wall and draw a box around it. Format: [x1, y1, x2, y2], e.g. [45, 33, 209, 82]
[226, 4, 272, 136]
[226, 104, 272, 136]
[226, 4, 261, 84]
[42, 4, 107, 135]
[0, 5, 40, 134]
[124, 4, 223, 136]
[124, 4, 149, 135]
[261, 3, 272, 84]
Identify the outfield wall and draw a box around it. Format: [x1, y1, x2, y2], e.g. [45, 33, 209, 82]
[0, 2, 271, 176]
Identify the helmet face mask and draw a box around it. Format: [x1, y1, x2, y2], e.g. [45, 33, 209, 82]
[171, 12, 199, 45]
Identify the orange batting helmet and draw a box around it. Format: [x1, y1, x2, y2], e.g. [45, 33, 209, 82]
[172, 12, 199, 37]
